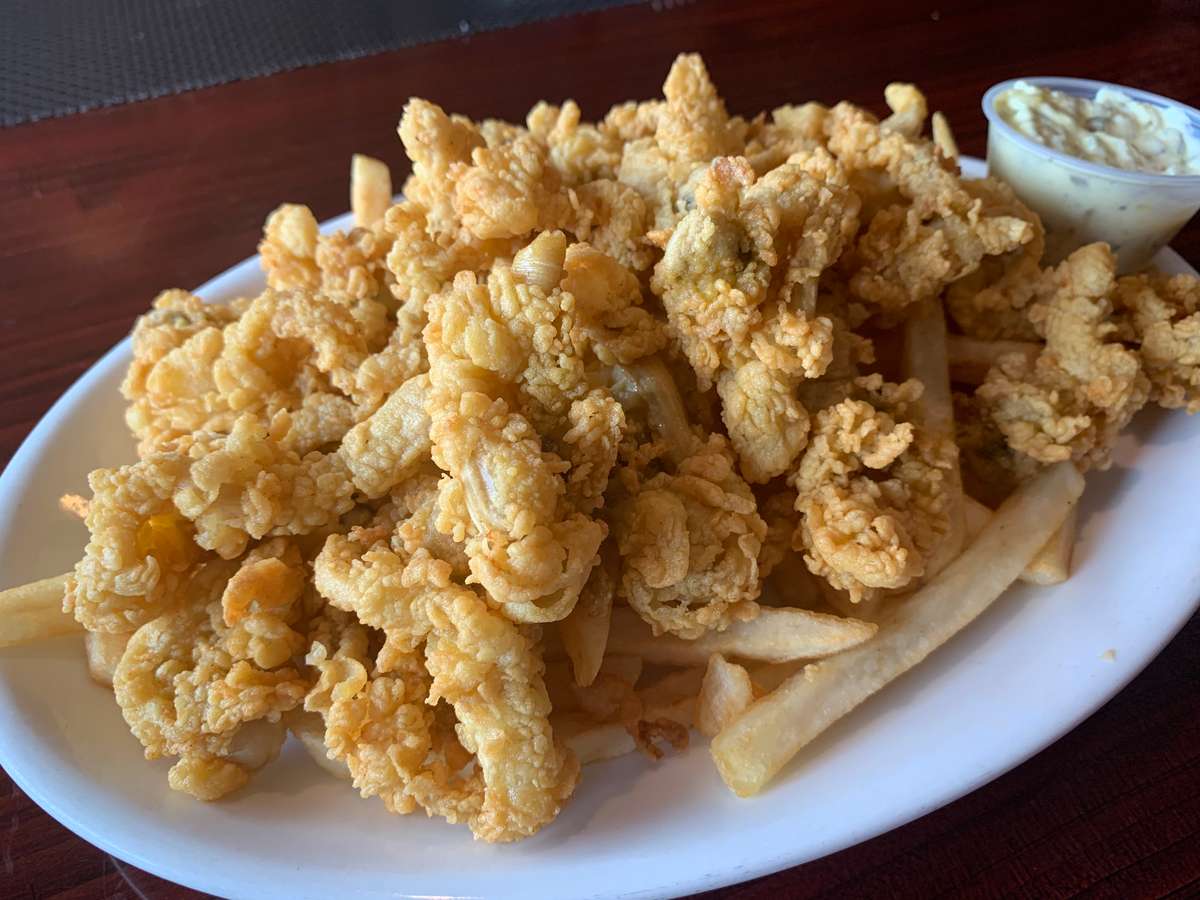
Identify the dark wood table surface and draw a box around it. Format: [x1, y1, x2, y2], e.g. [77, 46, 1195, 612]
[2, 1, 1199, 897]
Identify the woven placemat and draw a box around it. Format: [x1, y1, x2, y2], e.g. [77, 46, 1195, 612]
[1, 0, 639, 127]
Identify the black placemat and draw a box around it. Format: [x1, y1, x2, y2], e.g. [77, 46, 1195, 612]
[1, 0, 640, 127]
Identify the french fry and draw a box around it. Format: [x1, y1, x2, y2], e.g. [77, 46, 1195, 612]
[711, 461, 1084, 797]
[931, 111, 958, 160]
[963, 494, 1078, 585]
[560, 544, 617, 686]
[606, 607, 876, 666]
[1021, 505, 1077, 585]
[903, 298, 964, 577]
[697, 654, 755, 737]
[350, 153, 392, 229]
[85, 631, 132, 687]
[947, 335, 1042, 385]
[0, 574, 81, 648]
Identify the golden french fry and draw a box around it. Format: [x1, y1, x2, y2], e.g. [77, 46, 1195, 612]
[85, 630, 132, 687]
[1021, 505, 1077, 585]
[697, 654, 755, 737]
[903, 298, 964, 578]
[0, 574, 81, 648]
[350, 154, 392, 229]
[964, 494, 1079, 585]
[560, 544, 617, 686]
[711, 461, 1084, 797]
[607, 607, 876, 666]
[932, 111, 958, 160]
[947, 335, 1042, 385]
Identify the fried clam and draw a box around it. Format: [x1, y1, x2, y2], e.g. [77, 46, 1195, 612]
[424, 232, 655, 623]
[65, 412, 356, 632]
[789, 374, 956, 605]
[826, 93, 1036, 314]
[310, 528, 578, 842]
[652, 151, 860, 483]
[113, 547, 310, 801]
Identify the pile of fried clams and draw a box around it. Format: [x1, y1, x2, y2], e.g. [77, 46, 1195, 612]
[62, 54, 1200, 842]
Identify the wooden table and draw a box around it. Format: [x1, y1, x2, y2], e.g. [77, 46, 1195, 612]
[2, 1, 1199, 897]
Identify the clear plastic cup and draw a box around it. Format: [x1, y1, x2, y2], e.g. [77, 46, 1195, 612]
[982, 77, 1200, 273]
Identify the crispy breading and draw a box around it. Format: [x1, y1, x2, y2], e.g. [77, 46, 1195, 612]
[652, 153, 860, 481]
[977, 244, 1149, 469]
[1116, 270, 1200, 411]
[618, 54, 745, 230]
[113, 559, 308, 801]
[527, 100, 623, 185]
[423, 234, 648, 621]
[613, 434, 765, 638]
[826, 100, 1035, 312]
[945, 179, 1048, 341]
[338, 374, 432, 498]
[311, 534, 578, 841]
[790, 376, 956, 603]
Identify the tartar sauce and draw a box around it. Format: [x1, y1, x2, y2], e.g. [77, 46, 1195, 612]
[994, 80, 1200, 176]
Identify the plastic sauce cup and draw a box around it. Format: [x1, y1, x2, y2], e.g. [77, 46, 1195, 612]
[982, 77, 1200, 273]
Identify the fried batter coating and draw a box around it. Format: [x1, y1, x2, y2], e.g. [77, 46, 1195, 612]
[260, 203, 397, 313]
[114, 559, 308, 800]
[452, 133, 575, 242]
[65, 457, 196, 632]
[122, 290, 241, 451]
[424, 234, 643, 621]
[790, 376, 955, 603]
[826, 100, 1035, 312]
[1116, 270, 1200, 412]
[430, 393, 604, 623]
[977, 244, 1149, 469]
[652, 153, 860, 481]
[338, 374, 432, 498]
[311, 534, 578, 841]
[174, 414, 357, 559]
[398, 98, 484, 240]
[618, 53, 746, 229]
[613, 435, 765, 638]
[562, 242, 665, 365]
[122, 283, 391, 454]
[562, 389, 626, 515]
[945, 179, 1048, 341]
[527, 100, 623, 185]
[68, 414, 355, 628]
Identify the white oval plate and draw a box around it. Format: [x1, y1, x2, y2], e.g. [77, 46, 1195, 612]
[2, 159, 1199, 900]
